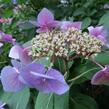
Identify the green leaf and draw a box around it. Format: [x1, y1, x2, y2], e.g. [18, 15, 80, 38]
[70, 93, 98, 109]
[37, 57, 51, 67]
[35, 92, 69, 109]
[68, 61, 74, 69]
[35, 93, 53, 109]
[0, 88, 30, 109]
[73, 8, 85, 16]
[81, 17, 91, 30]
[99, 13, 109, 24]
[54, 92, 69, 109]
[18, 21, 36, 30]
[54, 58, 66, 74]
[3, 8, 13, 18]
[23, 40, 32, 48]
[2, 0, 11, 3]
[72, 60, 99, 84]
[30, 0, 44, 9]
[94, 52, 109, 64]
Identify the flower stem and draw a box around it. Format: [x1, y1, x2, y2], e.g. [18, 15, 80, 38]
[68, 67, 99, 87]
[69, 55, 79, 61]
[64, 59, 69, 80]
[90, 59, 104, 69]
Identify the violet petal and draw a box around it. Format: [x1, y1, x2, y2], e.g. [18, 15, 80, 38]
[21, 63, 69, 95]
[1, 66, 25, 92]
[91, 65, 109, 85]
[37, 8, 54, 26]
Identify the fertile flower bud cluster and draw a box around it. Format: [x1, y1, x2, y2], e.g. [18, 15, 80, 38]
[29, 28, 103, 59]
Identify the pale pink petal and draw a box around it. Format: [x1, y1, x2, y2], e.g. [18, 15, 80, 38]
[0, 43, 3, 47]
[61, 21, 72, 30]
[36, 27, 49, 33]
[88, 26, 107, 42]
[50, 20, 61, 28]
[9, 45, 22, 59]
[9, 45, 31, 64]
[19, 48, 31, 64]
[71, 21, 82, 30]
[61, 21, 82, 30]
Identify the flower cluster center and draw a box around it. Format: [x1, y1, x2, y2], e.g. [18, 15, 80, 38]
[29, 28, 103, 59]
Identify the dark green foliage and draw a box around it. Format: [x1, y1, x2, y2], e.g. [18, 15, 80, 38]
[35, 92, 69, 109]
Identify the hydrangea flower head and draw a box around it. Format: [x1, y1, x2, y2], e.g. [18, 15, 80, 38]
[29, 28, 103, 59]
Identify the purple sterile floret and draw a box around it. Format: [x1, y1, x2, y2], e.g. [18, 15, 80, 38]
[1, 59, 69, 94]
[88, 26, 109, 47]
[9, 45, 31, 64]
[36, 8, 60, 33]
[20, 62, 69, 95]
[0, 31, 15, 44]
[60, 21, 82, 30]
[91, 65, 109, 85]
[88, 26, 107, 42]
[1, 60, 25, 92]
